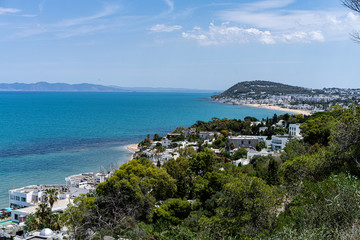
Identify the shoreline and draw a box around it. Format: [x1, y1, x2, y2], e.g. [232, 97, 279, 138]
[243, 104, 312, 115]
[125, 144, 139, 153]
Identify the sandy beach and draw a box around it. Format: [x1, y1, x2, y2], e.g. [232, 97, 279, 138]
[125, 144, 139, 153]
[244, 104, 312, 115]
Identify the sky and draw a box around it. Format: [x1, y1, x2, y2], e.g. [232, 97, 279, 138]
[0, 0, 360, 90]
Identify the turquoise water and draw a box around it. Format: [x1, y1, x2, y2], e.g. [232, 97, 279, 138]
[0, 92, 287, 208]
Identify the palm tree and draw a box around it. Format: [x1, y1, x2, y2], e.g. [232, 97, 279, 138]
[35, 203, 51, 229]
[45, 188, 59, 210]
[45, 189, 59, 228]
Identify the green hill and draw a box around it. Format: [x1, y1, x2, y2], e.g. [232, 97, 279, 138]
[212, 80, 319, 99]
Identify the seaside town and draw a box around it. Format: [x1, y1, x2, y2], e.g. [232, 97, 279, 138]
[211, 81, 360, 113]
[0, 113, 305, 239]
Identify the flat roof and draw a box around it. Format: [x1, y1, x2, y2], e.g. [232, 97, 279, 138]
[13, 199, 72, 215]
[9, 185, 68, 194]
[229, 136, 259, 140]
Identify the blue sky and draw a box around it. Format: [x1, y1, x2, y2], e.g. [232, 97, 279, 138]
[0, 0, 360, 90]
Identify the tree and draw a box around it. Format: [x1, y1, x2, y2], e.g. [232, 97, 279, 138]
[153, 133, 162, 141]
[277, 174, 360, 235]
[163, 157, 193, 199]
[199, 175, 278, 238]
[233, 148, 247, 160]
[266, 158, 280, 185]
[151, 198, 192, 226]
[45, 188, 59, 210]
[330, 105, 360, 176]
[281, 139, 309, 162]
[98, 158, 177, 202]
[189, 148, 217, 176]
[343, 0, 360, 42]
[26, 203, 52, 231]
[220, 130, 228, 138]
[256, 141, 266, 151]
[273, 113, 278, 123]
[300, 114, 336, 146]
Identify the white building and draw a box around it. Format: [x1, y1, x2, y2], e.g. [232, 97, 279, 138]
[161, 138, 172, 148]
[259, 127, 268, 133]
[276, 120, 286, 127]
[289, 123, 302, 136]
[247, 149, 275, 160]
[228, 136, 260, 149]
[8, 185, 69, 209]
[271, 136, 290, 150]
[65, 172, 108, 188]
[11, 199, 71, 224]
[199, 132, 216, 140]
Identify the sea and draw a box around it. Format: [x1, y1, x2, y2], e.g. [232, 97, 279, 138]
[0, 92, 287, 208]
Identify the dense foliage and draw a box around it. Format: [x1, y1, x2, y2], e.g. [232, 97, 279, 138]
[59, 105, 360, 239]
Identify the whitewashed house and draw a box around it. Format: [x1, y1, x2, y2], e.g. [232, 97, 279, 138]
[11, 199, 71, 224]
[199, 132, 216, 140]
[271, 136, 290, 150]
[289, 123, 302, 136]
[8, 185, 68, 209]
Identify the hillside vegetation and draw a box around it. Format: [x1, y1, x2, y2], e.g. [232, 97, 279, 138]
[212, 80, 319, 99]
[39, 104, 360, 239]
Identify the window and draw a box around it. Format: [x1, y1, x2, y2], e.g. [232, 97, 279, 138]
[21, 197, 26, 202]
[249, 141, 251, 144]
[16, 196, 20, 201]
[14, 214, 18, 220]
[241, 141, 244, 144]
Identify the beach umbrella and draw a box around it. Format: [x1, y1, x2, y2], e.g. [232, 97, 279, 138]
[5, 207, 12, 212]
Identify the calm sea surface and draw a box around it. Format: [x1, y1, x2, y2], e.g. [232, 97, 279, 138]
[0, 92, 287, 208]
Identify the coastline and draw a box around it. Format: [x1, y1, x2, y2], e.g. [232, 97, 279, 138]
[125, 144, 139, 153]
[244, 104, 312, 115]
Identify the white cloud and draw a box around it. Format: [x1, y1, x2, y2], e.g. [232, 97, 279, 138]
[0, 7, 20, 15]
[182, 23, 276, 45]
[57, 4, 120, 27]
[181, 23, 327, 45]
[149, 24, 182, 32]
[11, 4, 121, 39]
[214, 0, 360, 43]
[164, 0, 174, 14]
[180, 0, 360, 45]
[242, 0, 296, 11]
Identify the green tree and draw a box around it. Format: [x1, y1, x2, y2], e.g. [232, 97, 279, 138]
[273, 113, 278, 123]
[266, 158, 280, 186]
[281, 139, 309, 162]
[330, 105, 360, 176]
[256, 141, 266, 151]
[151, 198, 192, 226]
[277, 174, 360, 235]
[189, 148, 217, 177]
[163, 157, 193, 199]
[45, 188, 59, 210]
[199, 174, 278, 238]
[233, 148, 247, 159]
[26, 203, 52, 231]
[98, 158, 177, 202]
[153, 133, 163, 141]
[300, 114, 336, 146]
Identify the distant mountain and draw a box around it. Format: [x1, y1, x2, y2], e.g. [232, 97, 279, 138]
[212, 80, 320, 99]
[0, 82, 220, 93]
[0, 82, 126, 92]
